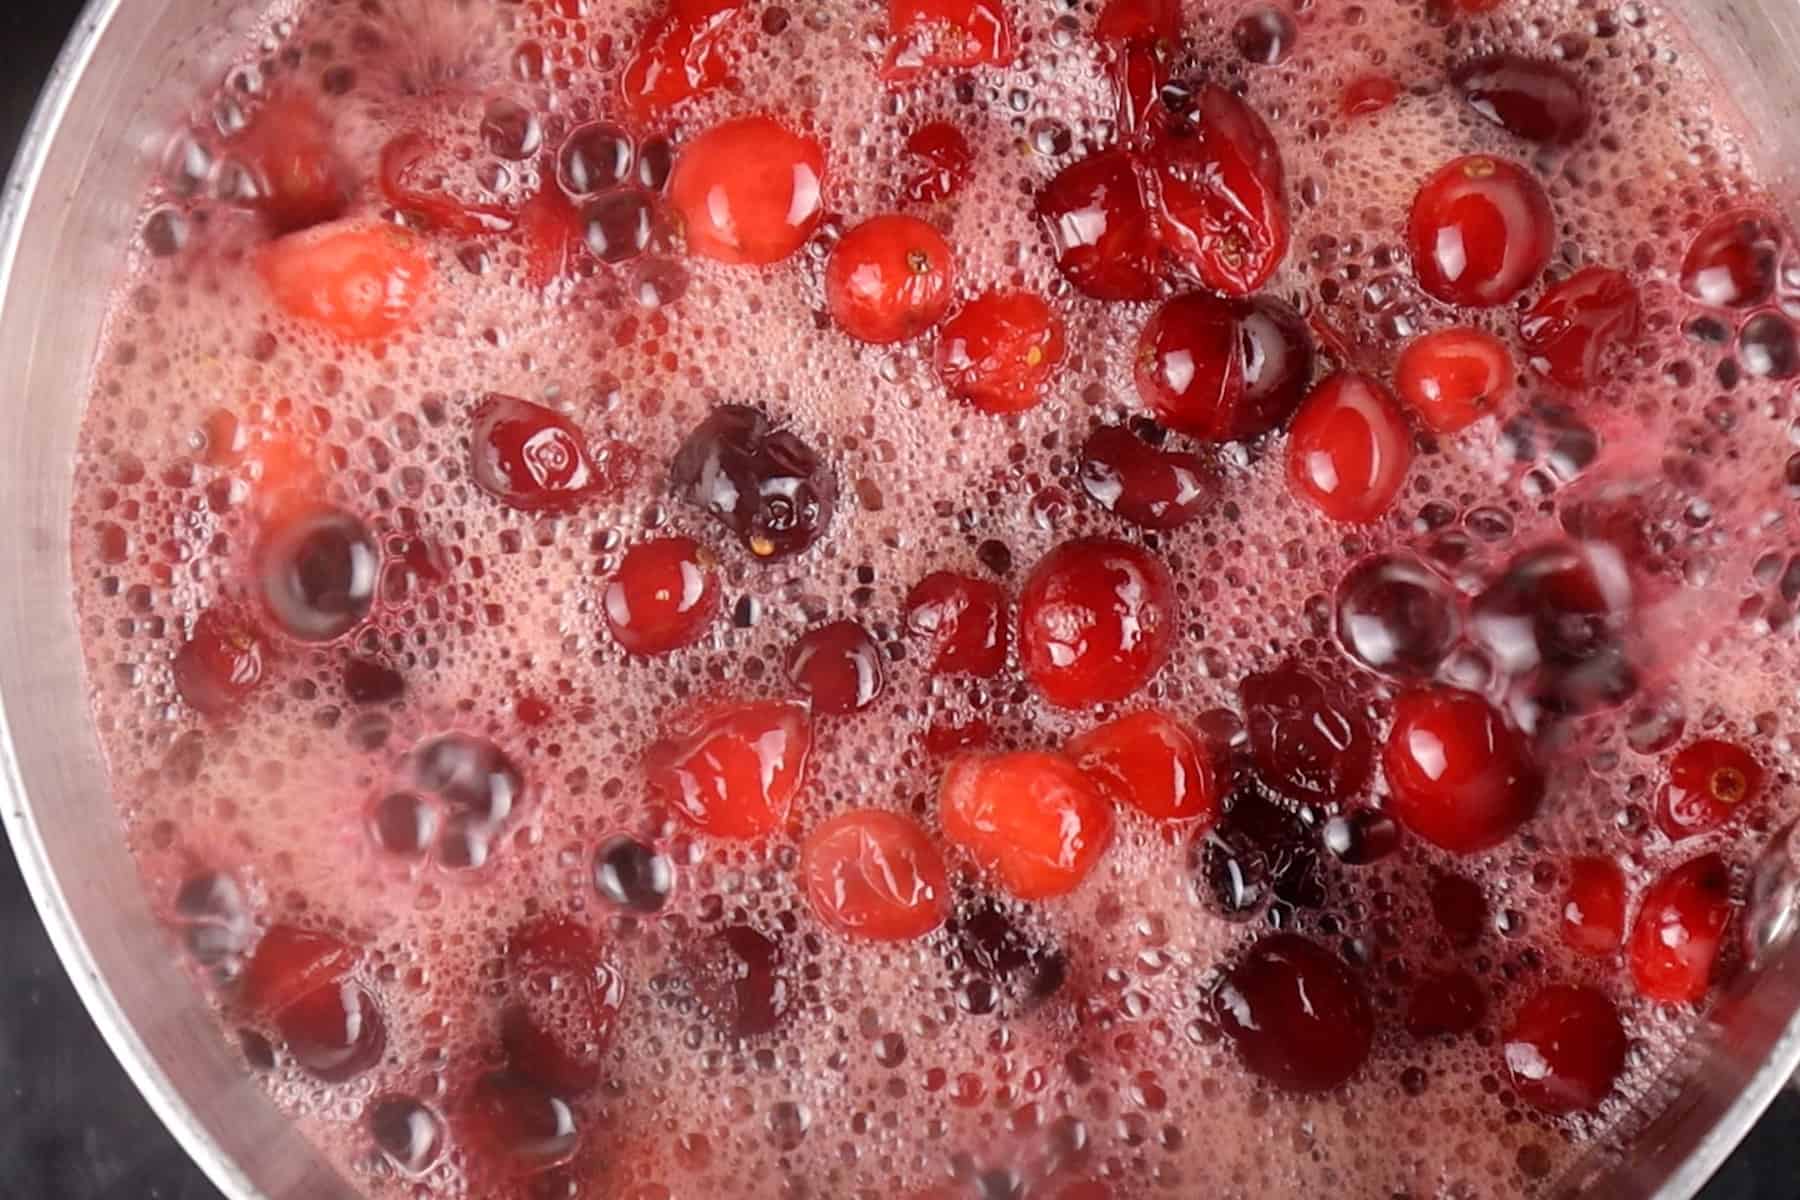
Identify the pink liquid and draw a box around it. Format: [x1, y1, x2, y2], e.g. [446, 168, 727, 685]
[66, 0, 1800, 1196]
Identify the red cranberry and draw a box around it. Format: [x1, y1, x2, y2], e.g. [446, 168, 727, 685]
[1286, 371, 1414, 524]
[881, 0, 1018, 81]
[377, 133, 514, 236]
[1657, 738, 1764, 842]
[648, 701, 813, 839]
[471, 394, 628, 512]
[801, 809, 951, 941]
[934, 290, 1067, 413]
[786, 620, 886, 714]
[1408, 155, 1554, 307]
[1240, 662, 1374, 807]
[1192, 784, 1324, 918]
[826, 215, 956, 344]
[557, 122, 634, 197]
[1068, 708, 1221, 826]
[1078, 424, 1215, 530]
[619, 0, 745, 124]
[255, 506, 379, 643]
[1680, 210, 1784, 308]
[686, 923, 791, 1039]
[604, 536, 721, 655]
[1150, 85, 1290, 297]
[669, 406, 837, 560]
[235, 93, 349, 234]
[1628, 853, 1735, 1003]
[256, 220, 434, 343]
[1503, 985, 1626, 1114]
[517, 182, 585, 287]
[1134, 293, 1313, 442]
[1211, 933, 1373, 1093]
[1383, 687, 1540, 854]
[1430, 872, 1489, 946]
[904, 571, 1009, 677]
[343, 657, 404, 704]
[1018, 538, 1177, 708]
[1108, 38, 1169, 134]
[1036, 148, 1163, 302]
[1451, 53, 1590, 145]
[902, 121, 975, 204]
[1395, 326, 1516, 433]
[1322, 808, 1400, 865]
[944, 893, 1069, 1015]
[241, 926, 384, 1082]
[1334, 552, 1462, 679]
[458, 1072, 579, 1175]
[668, 117, 824, 265]
[501, 916, 625, 1095]
[593, 835, 676, 913]
[173, 609, 265, 717]
[940, 751, 1115, 899]
[1405, 969, 1488, 1038]
[369, 1095, 445, 1175]
[1519, 267, 1639, 390]
[1561, 856, 1628, 957]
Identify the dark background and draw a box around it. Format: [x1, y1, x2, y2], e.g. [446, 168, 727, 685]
[0, 3, 1795, 1198]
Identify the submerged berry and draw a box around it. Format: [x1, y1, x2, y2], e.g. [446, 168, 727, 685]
[1451, 53, 1590, 145]
[1241, 662, 1374, 807]
[173, 609, 265, 717]
[935, 290, 1066, 413]
[1211, 933, 1373, 1093]
[1628, 853, 1735, 1003]
[1657, 739, 1764, 842]
[1503, 985, 1626, 1114]
[255, 506, 379, 643]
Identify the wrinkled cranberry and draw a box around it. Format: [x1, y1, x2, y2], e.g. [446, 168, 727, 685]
[940, 751, 1115, 900]
[801, 809, 951, 941]
[1406, 969, 1488, 1038]
[1680, 210, 1784, 308]
[1519, 267, 1639, 390]
[1334, 552, 1462, 678]
[647, 701, 813, 839]
[256, 506, 379, 643]
[786, 620, 886, 714]
[1212, 933, 1373, 1092]
[1036, 148, 1163, 302]
[619, 0, 747, 124]
[1241, 662, 1374, 806]
[370, 1095, 445, 1175]
[935, 290, 1067, 414]
[669, 406, 838, 560]
[343, 657, 404, 704]
[881, 0, 1019, 81]
[1628, 853, 1735, 1003]
[1192, 783, 1324, 918]
[173, 609, 265, 716]
[1134, 293, 1313, 442]
[471, 394, 629, 512]
[592, 835, 676, 913]
[1151, 85, 1290, 297]
[1069, 707, 1221, 826]
[1451, 53, 1590, 145]
[686, 924, 791, 1039]
[904, 571, 1009, 676]
[1078, 424, 1215, 530]
[1408, 155, 1555, 307]
[902, 120, 975, 204]
[1019, 538, 1177, 708]
[945, 894, 1069, 1016]
[1503, 985, 1626, 1114]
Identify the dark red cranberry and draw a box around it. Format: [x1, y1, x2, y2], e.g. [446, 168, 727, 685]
[1019, 538, 1177, 708]
[343, 657, 405, 704]
[173, 871, 252, 970]
[371, 791, 437, 857]
[1232, 4, 1297, 65]
[1036, 148, 1163, 302]
[471, 394, 627, 512]
[1077, 424, 1214, 530]
[1451, 53, 1590, 145]
[582, 189, 658, 263]
[686, 924, 791, 1039]
[592, 835, 676, 913]
[1133, 293, 1314, 442]
[1503, 985, 1626, 1114]
[370, 1095, 445, 1175]
[1211, 933, 1373, 1092]
[786, 620, 886, 714]
[458, 1072, 579, 1174]
[902, 120, 975, 204]
[1322, 808, 1400, 865]
[501, 917, 625, 1095]
[172, 609, 265, 716]
[1408, 156, 1554, 308]
[1240, 662, 1374, 806]
[944, 894, 1068, 1016]
[1192, 784, 1324, 918]
[1628, 853, 1735, 1003]
[1430, 873, 1488, 946]
[1384, 687, 1541, 854]
[1519, 267, 1639, 390]
[1334, 552, 1462, 679]
[904, 571, 1009, 677]
[1151, 84, 1290, 297]
[1680, 210, 1784, 308]
[256, 506, 379, 643]
[557, 122, 634, 197]
[669, 405, 838, 560]
[1406, 969, 1488, 1038]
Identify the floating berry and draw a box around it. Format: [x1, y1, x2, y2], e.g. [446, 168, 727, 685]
[1150, 84, 1289, 296]
[1561, 856, 1628, 957]
[1657, 739, 1763, 842]
[1628, 852, 1734, 1003]
[935, 290, 1066, 413]
[1395, 326, 1515, 433]
[904, 571, 1009, 677]
[785, 620, 886, 714]
[257, 219, 432, 342]
[1408, 155, 1554, 308]
[800, 810, 951, 940]
[1680, 210, 1784, 308]
[1077, 423, 1214, 530]
[1068, 708, 1220, 826]
[254, 505, 379, 643]
[826, 214, 956, 344]
[1405, 969, 1488, 1038]
[501, 916, 626, 1096]
[901, 121, 975, 204]
[882, 0, 1019, 82]
[604, 537, 721, 655]
[1240, 662, 1374, 806]
[471, 394, 630, 512]
[1383, 687, 1540, 854]
[1018, 538, 1177, 708]
[620, 0, 747, 125]
[669, 405, 837, 560]
[940, 751, 1115, 899]
[1503, 985, 1626, 1114]
[1036, 148, 1163, 302]
[1134, 293, 1313, 442]
[234, 92, 349, 233]
[241, 926, 385, 1082]
[172, 609, 265, 717]
[1451, 53, 1590, 145]
[1334, 552, 1462, 679]
[1211, 933, 1373, 1093]
[648, 701, 813, 839]
[668, 117, 825, 265]
[1286, 372, 1413, 524]
[1519, 267, 1639, 390]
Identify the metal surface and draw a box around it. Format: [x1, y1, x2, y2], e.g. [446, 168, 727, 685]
[1, 3, 1799, 1199]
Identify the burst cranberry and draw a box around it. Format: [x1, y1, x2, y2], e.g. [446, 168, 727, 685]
[1451, 53, 1590, 145]
[669, 405, 837, 560]
[1519, 267, 1639, 390]
[1680, 210, 1784, 308]
[1018, 538, 1177, 708]
[786, 620, 886, 714]
[378, 132, 515, 236]
[1658, 739, 1764, 842]
[1472, 540, 1637, 720]
[1211, 933, 1373, 1093]
[604, 537, 721, 655]
[1286, 371, 1414, 525]
[234, 92, 349, 233]
[1068, 708, 1220, 826]
[940, 751, 1115, 899]
[1108, 37, 1168, 133]
[1562, 856, 1628, 957]
[1408, 155, 1554, 308]
[458, 1072, 579, 1175]
[241, 926, 384, 1082]
[826, 215, 956, 344]
[258, 219, 432, 342]
[935, 290, 1066, 413]
[1036, 148, 1163, 302]
[1193, 783, 1325, 919]
[1334, 552, 1462, 679]
[255, 505, 379, 643]
[471, 394, 629, 512]
[800, 810, 951, 941]
[1150, 85, 1289, 297]
[1134, 293, 1314, 442]
[1383, 687, 1541, 854]
[1078, 424, 1215, 530]
[882, 0, 1018, 81]
[904, 571, 1009, 676]
[1395, 326, 1516, 433]
[901, 121, 975, 204]
[945, 894, 1069, 1014]
[501, 916, 625, 1095]
[1503, 985, 1626, 1114]
[1342, 75, 1399, 117]
[648, 701, 813, 839]
[620, 0, 746, 124]
[172, 609, 265, 717]
[1406, 969, 1488, 1038]
[668, 117, 825, 265]
[1628, 853, 1735, 1003]
[686, 923, 791, 1038]
[1095, 0, 1179, 40]
[1241, 662, 1373, 806]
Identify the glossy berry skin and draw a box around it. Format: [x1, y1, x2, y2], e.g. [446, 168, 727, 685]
[904, 571, 1009, 677]
[620, 0, 746, 125]
[604, 537, 721, 655]
[648, 701, 814, 839]
[1395, 327, 1516, 433]
[1036, 148, 1163, 302]
[882, 0, 1019, 82]
[826, 215, 956, 344]
[1680, 210, 1784, 308]
[1519, 267, 1639, 390]
[255, 506, 380, 643]
[1018, 538, 1177, 709]
[1342, 75, 1400, 117]
[901, 121, 975, 204]
[1211, 933, 1374, 1093]
[1096, 0, 1179, 40]
[1134, 293, 1314, 442]
[1407, 156, 1554, 308]
[1383, 687, 1541, 854]
[235, 93, 349, 233]
[1657, 739, 1764, 842]
[1286, 372, 1414, 524]
[1150, 84, 1290, 297]
[1077, 424, 1214, 530]
[1504, 985, 1627, 1114]
[1562, 856, 1628, 958]
[1241, 662, 1374, 806]
[668, 117, 825, 265]
[1405, 969, 1488, 1039]
[800, 810, 951, 940]
[241, 926, 385, 1082]
[785, 620, 886, 714]
[1451, 53, 1591, 146]
[940, 751, 1115, 899]
[1068, 708, 1220, 827]
[257, 219, 432, 342]
[501, 917, 625, 1096]
[172, 609, 265, 717]
[935, 290, 1066, 413]
[1628, 853, 1735, 1004]
[471, 394, 629, 512]
[669, 405, 837, 560]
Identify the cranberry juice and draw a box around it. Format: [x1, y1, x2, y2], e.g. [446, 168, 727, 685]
[67, 0, 1800, 1195]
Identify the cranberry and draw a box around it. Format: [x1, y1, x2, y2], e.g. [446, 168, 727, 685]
[1383, 687, 1540, 854]
[369, 1095, 445, 1175]
[235, 93, 349, 234]
[1407, 155, 1554, 307]
[257, 219, 433, 342]
[343, 657, 404, 704]
[1334, 552, 1462, 679]
[1628, 853, 1735, 1003]
[255, 505, 378, 643]
[1429, 872, 1489, 946]
[471, 393, 629, 512]
[1134, 293, 1313, 442]
[604, 536, 721, 655]
[1561, 856, 1628, 957]
[620, 0, 746, 124]
[377, 133, 515, 236]
[786, 620, 886, 714]
[1341, 75, 1399, 117]
[1240, 662, 1374, 807]
[1211, 933, 1373, 1093]
[934, 290, 1067, 413]
[1519, 267, 1639, 390]
[557, 123, 635, 197]
[1078, 424, 1215, 530]
[1503, 985, 1626, 1114]
[1108, 39, 1169, 135]
[1036, 148, 1163, 302]
[1395, 326, 1516, 433]
[241, 926, 384, 1082]
[501, 916, 625, 1095]
[669, 405, 837, 560]
[1321, 808, 1400, 865]
[904, 571, 1009, 676]
[458, 1072, 579, 1175]
[1286, 371, 1414, 524]
[517, 183, 586, 287]
[686, 923, 791, 1039]
[1405, 969, 1488, 1038]
[902, 121, 975, 204]
[1657, 738, 1764, 842]
[1095, 0, 1179, 41]
[800, 809, 951, 941]
[1068, 708, 1221, 826]
[668, 117, 824, 265]
[1451, 53, 1590, 145]
[945, 894, 1069, 1015]
[881, 0, 1018, 81]
[1150, 85, 1290, 297]
[1680, 210, 1784, 308]
[648, 701, 813, 839]
[1192, 783, 1324, 919]
[173, 609, 265, 717]
[1018, 538, 1177, 708]
[940, 751, 1115, 899]
[826, 215, 956, 344]
[592, 835, 676, 913]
